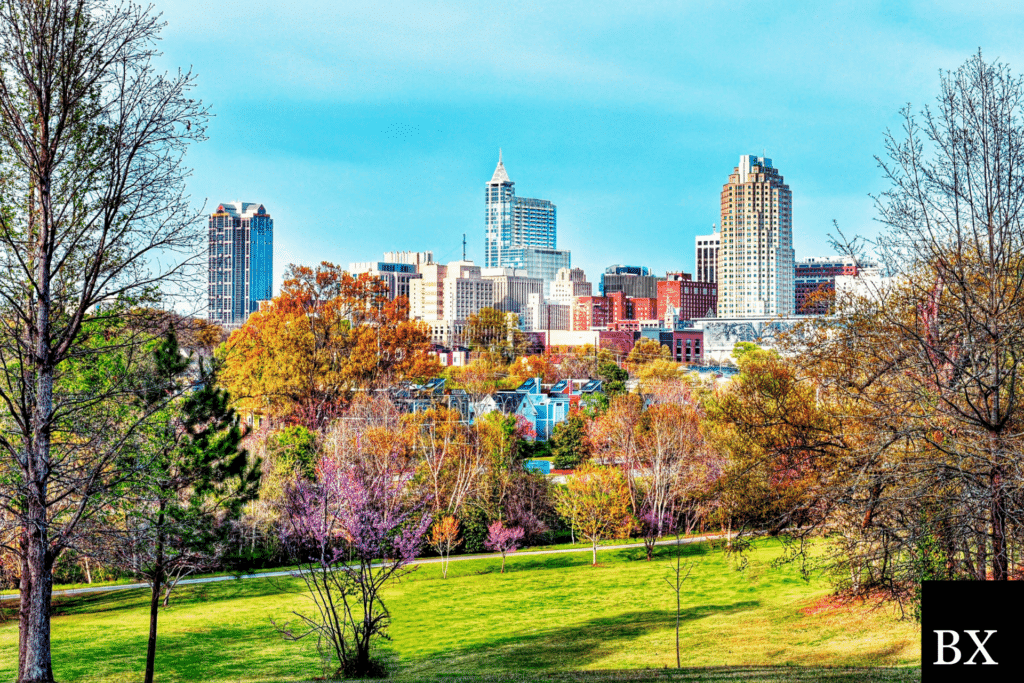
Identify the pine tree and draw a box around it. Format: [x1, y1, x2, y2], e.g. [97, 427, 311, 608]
[109, 327, 261, 683]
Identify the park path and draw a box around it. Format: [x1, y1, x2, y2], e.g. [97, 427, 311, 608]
[0, 534, 726, 602]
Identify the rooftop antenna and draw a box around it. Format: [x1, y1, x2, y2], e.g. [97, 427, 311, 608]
[462, 233, 467, 261]
[499, 148, 502, 164]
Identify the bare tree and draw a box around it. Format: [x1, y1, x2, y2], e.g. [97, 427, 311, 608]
[0, 1, 206, 680]
[781, 51, 1024, 601]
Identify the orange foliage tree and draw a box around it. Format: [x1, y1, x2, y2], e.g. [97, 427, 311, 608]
[218, 262, 441, 428]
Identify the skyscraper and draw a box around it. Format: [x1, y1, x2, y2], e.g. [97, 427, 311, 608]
[484, 152, 567, 289]
[207, 201, 273, 327]
[717, 155, 794, 317]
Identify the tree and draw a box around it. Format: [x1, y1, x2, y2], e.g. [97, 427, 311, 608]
[626, 338, 670, 370]
[484, 520, 524, 573]
[466, 307, 526, 363]
[550, 410, 591, 469]
[276, 454, 430, 678]
[597, 361, 628, 396]
[0, 2, 207, 679]
[772, 52, 1024, 600]
[555, 464, 633, 565]
[219, 263, 439, 428]
[635, 400, 722, 545]
[406, 407, 483, 517]
[507, 354, 558, 385]
[428, 516, 461, 579]
[105, 330, 260, 683]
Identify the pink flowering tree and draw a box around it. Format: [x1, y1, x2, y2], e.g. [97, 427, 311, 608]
[484, 520, 525, 573]
[275, 455, 430, 678]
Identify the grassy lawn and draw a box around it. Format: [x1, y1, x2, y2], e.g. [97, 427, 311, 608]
[0, 539, 921, 682]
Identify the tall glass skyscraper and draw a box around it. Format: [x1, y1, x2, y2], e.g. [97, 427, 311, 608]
[485, 152, 560, 262]
[207, 201, 273, 327]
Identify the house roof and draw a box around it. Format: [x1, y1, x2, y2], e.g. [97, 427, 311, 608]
[493, 391, 526, 412]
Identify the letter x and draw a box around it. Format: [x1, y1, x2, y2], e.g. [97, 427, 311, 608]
[963, 630, 998, 665]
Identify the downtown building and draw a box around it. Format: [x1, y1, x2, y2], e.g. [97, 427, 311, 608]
[599, 265, 659, 298]
[657, 272, 718, 321]
[695, 229, 720, 285]
[717, 155, 795, 317]
[793, 256, 864, 315]
[349, 260, 423, 302]
[485, 152, 570, 292]
[207, 201, 273, 328]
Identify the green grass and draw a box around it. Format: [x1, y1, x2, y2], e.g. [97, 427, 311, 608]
[0, 540, 920, 682]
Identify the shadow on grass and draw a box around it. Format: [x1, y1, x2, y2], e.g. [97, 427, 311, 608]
[402, 603, 759, 675]
[348, 666, 920, 683]
[51, 574, 304, 618]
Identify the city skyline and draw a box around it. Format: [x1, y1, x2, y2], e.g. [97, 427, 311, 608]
[149, 1, 1024, 294]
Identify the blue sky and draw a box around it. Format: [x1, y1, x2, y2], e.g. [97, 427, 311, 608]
[154, 0, 1024, 292]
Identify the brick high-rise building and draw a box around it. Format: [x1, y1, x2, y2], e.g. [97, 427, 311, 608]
[717, 155, 794, 317]
[631, 297, 657, 321]
[207, 201, 273, 327]
[658, 273, 718, 321]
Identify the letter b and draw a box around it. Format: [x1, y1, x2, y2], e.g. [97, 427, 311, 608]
[934, 630, 961, 665]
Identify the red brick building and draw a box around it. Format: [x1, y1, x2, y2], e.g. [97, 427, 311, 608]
[794, 257, 862, 315]
[651, 329, 705, 364]
[572, 296, 612, 331]
[657, 273, 718, 320]
[631, 297, 657, 320]
[607, 291, 630, 322]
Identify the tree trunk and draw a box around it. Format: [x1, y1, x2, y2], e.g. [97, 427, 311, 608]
[991, 465, 1008, 581]
[145, 515, 166, 683]
[19, 498, 55, 683]
[976, 518, 988, 581]
[591, 541, 597, 566]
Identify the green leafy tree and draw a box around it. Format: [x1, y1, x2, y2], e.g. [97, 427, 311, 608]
[597, 361, 628, 396]
[551, 411, 592, 469]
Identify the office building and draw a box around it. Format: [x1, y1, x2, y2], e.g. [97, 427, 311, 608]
[658, 272, 718, 321]
[349, 261, 422, 302]
[551, 267, 592, 306]
[717, 155, 795, 317]
[207, 201, 273, 327]
[485, 151, 556, 263]
[484, 151, 569, 291]
[409, 263, 448, 321]
[383, 251, 433, 267]
[793, 256, 862, 315]
[410, 261, 494, 345]
[600, 265, 659, 298]
[523, 293, 570, 332]
[695, 230, 720, 284]
[481, 267, 545, 315]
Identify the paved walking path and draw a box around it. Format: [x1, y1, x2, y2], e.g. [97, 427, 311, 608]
[0, 534, 726, 602]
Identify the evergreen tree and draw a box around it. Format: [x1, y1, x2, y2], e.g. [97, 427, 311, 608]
[108, 328, 260, 683]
